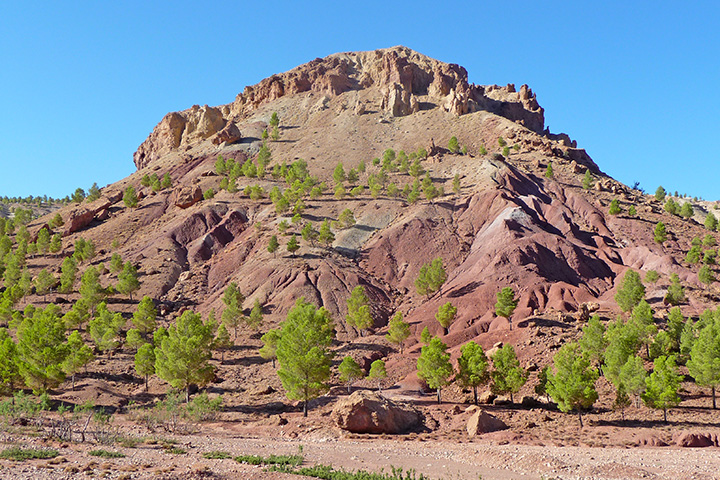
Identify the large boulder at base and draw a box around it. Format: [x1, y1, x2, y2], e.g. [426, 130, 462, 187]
[172, 186, 203, 209]
[332, 390, 421, 434]
[466, 409, 508, 437]
[674, 431, 720, 447]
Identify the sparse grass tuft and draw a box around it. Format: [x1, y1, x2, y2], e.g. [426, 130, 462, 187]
[203, 451, 232, 459]
[234, 453, 303, 466]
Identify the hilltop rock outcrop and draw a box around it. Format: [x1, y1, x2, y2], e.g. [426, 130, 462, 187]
[133, 46, 545, 170]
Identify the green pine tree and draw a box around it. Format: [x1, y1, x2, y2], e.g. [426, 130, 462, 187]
[385, 312, 410, 353]
[135, 343, 156, 391]
[495, 287, 518, 329]
[457, 341, 489, 405]
[490, 344, 527, 403]
[338, 356, 364, 394]
[368, 359, 387, 391]
[546, 342, 599, 427]
[61, 331, 94, 391]
[276, 298, 335, 416]
[642, 355, 682, 423]
[417, 336, 454, 404]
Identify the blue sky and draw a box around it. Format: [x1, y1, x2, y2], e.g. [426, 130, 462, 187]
[1, 1, 718, 200]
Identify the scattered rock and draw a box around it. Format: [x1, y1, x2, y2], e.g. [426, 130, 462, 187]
[332, 390, 421, 434]
[521, 395, 539, 408]
[478, 390, 497, 405]
[466, 409, 508, 437]
[249, 384, 275, 395]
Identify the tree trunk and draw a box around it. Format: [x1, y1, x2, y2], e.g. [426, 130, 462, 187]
[663, 408, 667, 423]
[437, 388, 441, 404]
[347, 384, 351, 395]
[713, 386, 716, 409]
[473, 386, 478, 406]
[509, 319, 513, 331]
[186, 386, 190, 403]
[145, 374, 148, 392]
[578, 411, 584, 428]
[72, 372, 76, 391]
[303, 401, 308, 417]
[510, 392, 514, 404]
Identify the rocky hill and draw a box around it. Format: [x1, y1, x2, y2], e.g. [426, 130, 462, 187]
[36, 46, 714, 345]
[4, 45, 720, 479]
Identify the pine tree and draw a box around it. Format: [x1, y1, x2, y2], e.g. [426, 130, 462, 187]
[247, 299, 263, 329]
[333, 163, 346, 185]
[318, 219, 335, 247]
[117, 262, 140, 300]
[49, 233, 62, 253]
[338, 356, 364, 394]
[415, 258, 447, 298]
[546, 342, 599, 427]
[628, 205, 637, 216]
[579, 315, 607, 371]
[545, 162, 554, 178]
[89, 302, 124, 352]
[642, 355, 682, 423]
[36, 227, 50, 254]
[346, 285, 373, 335]
[452, 174, 461, 194]
[16, 306, 68, 393]
[368, 359, 387, 391]
[34, 269, 55, 299]
[385, 312, 410, 353]
[221, 282, 244, 340]
[435, 302, 457, 335]
[286, 235, 300, 257]
[665, 273, 685, 305]
[259, 329, 280, 368]
[0, 328, 21, 394]
[615, 269, 645, 312]
[132, 296, 157, 335]
[267, 235, 279, 256]
[213, 323, 232, 364]
[655, 186, 666, 202]
[654, 222, 667, 244]
[687, 319, 720, 408]
[495, 287, 518, 330]
[79, 266, 104, 312]
[705, 212, 718, 231]
[582, 170, 593, 190]
[699, 265, 715, 285]
[123, 186, 138, 208]
[125, 328, 146, 351]
[491, 344, 527, 403]
[680, 202, 694, 219]
[276, 298, 335, 416]
[457, 341, 489, 405]
[417, 336, 454, 404]
[448, 136, 459, 153]
[61, 331, 94, 391]
[87, 182, 101, 201]
[135, 343, 155, 391]
[609, 199, 621, 215]
[618, 354, 647, 407]
[109, 253, 123, 273]
[155, 310, 215, 402]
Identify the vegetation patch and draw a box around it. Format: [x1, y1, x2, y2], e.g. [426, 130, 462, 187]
[0, 447, 59, 461]
[268, 464, 431, 480]
[202, 450, 232, 459]
[89, 449, 126, 458]
[234, 453, 303, 466]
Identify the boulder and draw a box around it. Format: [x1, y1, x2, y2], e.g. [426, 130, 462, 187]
[477, 390, 497, 405]
[212, 121, 242, 145]
[466, 409, 508, 437]
[172, 186, 203, 209]
[63, 198, 112, 236]
[332, 390, 421, 434]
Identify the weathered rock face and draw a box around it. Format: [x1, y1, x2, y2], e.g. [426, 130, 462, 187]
[134, 105, 228, 169]
[332, 390, 421, 434]
[134, 46, 547, 170]
[674, 431, 720, 447]
[466, 409, 508, 437]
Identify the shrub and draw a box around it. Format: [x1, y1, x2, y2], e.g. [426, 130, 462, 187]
[448, 136, 459, 153]
[608, 199, 621, 215]
[234, 454, 303, 466]
[645, 270, 660, 283]
[203, 451, 232, 459]
[628, 205, 637, 216]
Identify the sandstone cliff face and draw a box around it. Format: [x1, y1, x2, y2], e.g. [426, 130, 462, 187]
[133, 46, 545, 170]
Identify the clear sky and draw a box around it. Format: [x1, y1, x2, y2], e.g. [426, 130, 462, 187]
[1, 1, 718, 200]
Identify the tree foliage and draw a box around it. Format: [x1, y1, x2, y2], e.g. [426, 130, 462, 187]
[495, 287, 518, 329]
[417, 337, 454, 404]
[385, 312, 410, 353]
[490, 344, 527, 403]
[415, 258, 447, 297]
[338, 356, 364, 394]
[457, 341, 489, 405]
[346, 286, 373, 335]
[642, 355, 682, 422]
[276, 299, 335, 416]
[155, 310, 215, 402]
[615, 269, 645, 312]
[546, 342, 599, 427]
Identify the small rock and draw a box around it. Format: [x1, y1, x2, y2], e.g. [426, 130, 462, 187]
[466, 409, 508, 437]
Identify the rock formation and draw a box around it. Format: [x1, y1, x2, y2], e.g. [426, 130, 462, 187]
[332, 390, 421, 434]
